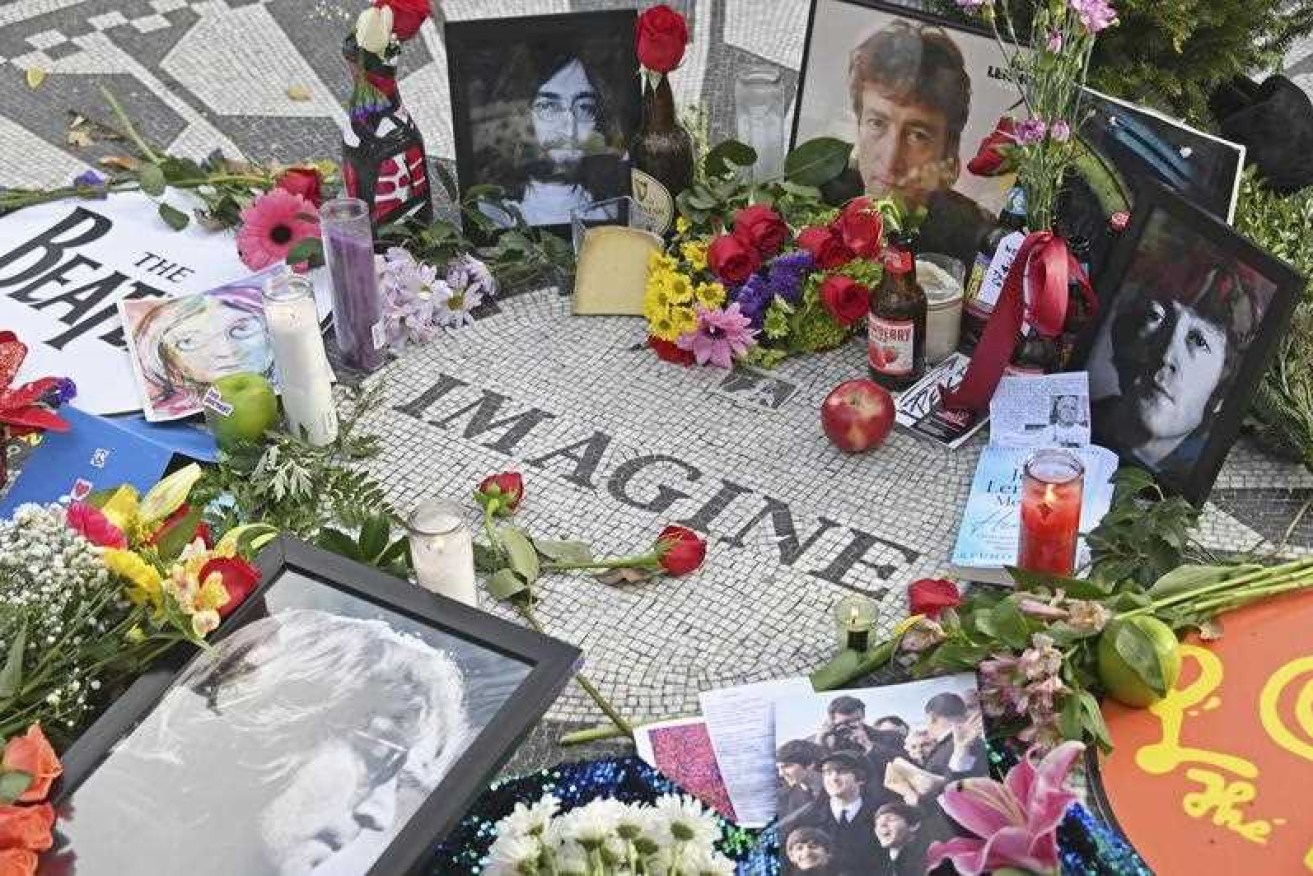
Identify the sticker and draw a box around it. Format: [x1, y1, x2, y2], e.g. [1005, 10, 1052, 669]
[202, 386, 233, 418]
[90, 448, 110, 468]
[70, 478, 93, 501]
[372, 321, 386, 351]
[977, 230, 1025, 309]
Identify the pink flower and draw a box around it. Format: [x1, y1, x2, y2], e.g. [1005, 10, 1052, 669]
[1069, 0, 1117, 33]
[66, 502, 127, 549]
[1015, 118, 1048, 145]
[236, 188, 320, 272]
[675, 304, 757, 368]
[1046, 30, 1063, 52]
[928, 741, 1085, 876]
[1050, 120, 1072, 143]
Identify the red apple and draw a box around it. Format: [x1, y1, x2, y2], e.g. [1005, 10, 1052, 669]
[821, 378, 895, 452]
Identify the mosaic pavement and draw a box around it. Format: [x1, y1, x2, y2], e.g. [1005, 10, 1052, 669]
[3, 0, 1312, 773]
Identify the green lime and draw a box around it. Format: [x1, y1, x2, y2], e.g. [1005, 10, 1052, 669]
[1096, 616, 1182, 708]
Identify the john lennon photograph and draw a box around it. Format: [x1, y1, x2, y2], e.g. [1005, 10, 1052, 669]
[47, 566, 536, 876]
[1085, 184, 1302, 503]
[773, 673, 986, 875]
[447, 11, 641, 237]
[793, 0, 1023, 269]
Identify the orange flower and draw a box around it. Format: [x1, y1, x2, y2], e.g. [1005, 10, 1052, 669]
[0, 804, 53, 852]
[0, 848, 36, 876]
[1, 727, 61, 803]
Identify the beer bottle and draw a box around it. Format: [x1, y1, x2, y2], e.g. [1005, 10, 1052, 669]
[630, 77, 693, 237]
[868, 232, 927, 391]
[1055, 235, 1093, 370]
[961, 185, 1027, 352]
[1005, 333, 1058, 376]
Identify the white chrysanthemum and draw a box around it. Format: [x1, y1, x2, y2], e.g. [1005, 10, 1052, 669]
[500, 794, 561, 839]
[569, 799, 619, 848]
[682, 846, 736, 876]
[654, 794, 720, 848]
[484, 832, 540, 873]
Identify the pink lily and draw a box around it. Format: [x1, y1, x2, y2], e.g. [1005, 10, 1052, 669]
[927, 741, 1084, 876]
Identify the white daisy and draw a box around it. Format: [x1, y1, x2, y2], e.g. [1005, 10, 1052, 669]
[654, 794, 720, 848]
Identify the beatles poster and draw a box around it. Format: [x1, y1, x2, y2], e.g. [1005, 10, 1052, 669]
[0, 193, 330, 415]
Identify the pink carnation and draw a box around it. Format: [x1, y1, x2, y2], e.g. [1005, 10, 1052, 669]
[66, 502, 127, 549]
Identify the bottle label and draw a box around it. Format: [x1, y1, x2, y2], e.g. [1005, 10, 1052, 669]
[631, 169, 674, 235]
[964, 256, 989, 303]
[977, 230, 1025, 309]
[883, 248, 913, 275]
[371, 321, 386, 351]
[868, 314, 915, 376]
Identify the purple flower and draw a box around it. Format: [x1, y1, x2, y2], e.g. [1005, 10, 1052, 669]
[675, 303, 757, 368]
[442, 253, 496, 328]
[1069, 0, 1117, 33]
[1046, 31, 1063, 52]
[731, 274, 772, 329]
[42, 377, 77, 407]
[1015, 118, 1048, 145]
[379, 247, 447, 350]
[765, 250, 815, 305]
[1050, 120, 1072, 142]
[72, 170, 107, 200]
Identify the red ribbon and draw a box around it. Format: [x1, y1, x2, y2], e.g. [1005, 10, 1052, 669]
[940, 232, 1096, 413]
[0, 331, 70, 433]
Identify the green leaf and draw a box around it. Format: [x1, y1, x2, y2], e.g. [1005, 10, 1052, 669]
[704, 140, 757, 178]
[1112, 467, 1155, 495]
[925, 642, 991, 672]
[784, 137, 853, 187]
[159, 156, 203, 183]
[139, 162, 166, 196]
[500, 527, 540, 584]
[534, 539, 594, 564]
[158, 201, 190, 231]
[1059, 691, 1083, 741]
[487, 567, 528, 601]
[1147, 564, 1259, 598]
[1079, 691, 1113, 752]
[980, 599, 1031, 650]
[0, 771, 32, 805]
[377, 536, 410, 570]
[1112, 621, 1168, 698]
[1005, 566, 1110, 597]
[317, 527, 362, 561]
[472, 541, 500, 573]
[358, 515, 390, 562]
[153, 507, 203, 564]
[810, 637, 899, 690]
[0, 620, 26, 699]
[285, 236, 323, 265]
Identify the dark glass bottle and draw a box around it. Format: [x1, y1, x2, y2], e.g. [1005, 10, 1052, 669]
[630, 77, 693, 237]
[1055, 235, 1093, 370]
[868, 233, 927, 391]
[961, 186, 1027, 353]
[1006, 333, 1058, 376]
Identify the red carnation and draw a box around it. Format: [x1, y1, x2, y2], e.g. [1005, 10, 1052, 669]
[707, 233, 762, 286]
[374, 0, 430, 41]
[476, 471, 524, 517]
[966, 115, 1018, 177]
[732, 204, 790, 257]
[648, 335, 696, 366]
[908, 578, 963, 619]
[836, 199, 883, 259]
[275, 167, 324, 208]
[655, 525, 706, 576]
[66, 502, 126, 549]
[818, 275, 869, 326]
[636, 4, 689, 74]
[199, 556, 261, 618]
[797, 225, 855, 270]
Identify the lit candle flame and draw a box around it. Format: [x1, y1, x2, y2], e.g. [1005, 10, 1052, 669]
[848, 605, 860, 625]
[1044, 483, 1057, 504]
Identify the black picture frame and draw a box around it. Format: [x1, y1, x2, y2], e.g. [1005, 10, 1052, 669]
[47, 536, 581, 876]
[792, 0, 1024, 267]
[1077, 180, 1303, 505]
[446, 10, 641, 245]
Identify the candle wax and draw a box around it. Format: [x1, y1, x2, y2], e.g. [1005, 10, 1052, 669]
[325, 227, 384, 372]
[409, 511, 477, 606]
[1018, 480, 1082, 575]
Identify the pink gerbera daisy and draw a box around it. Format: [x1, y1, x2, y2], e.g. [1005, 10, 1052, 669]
[236, 188, 320, 272]
[675, 303, 757, 368]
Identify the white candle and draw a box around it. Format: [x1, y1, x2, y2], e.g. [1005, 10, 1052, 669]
[263, 274, 339, 446]
[407, 499, 478, 605]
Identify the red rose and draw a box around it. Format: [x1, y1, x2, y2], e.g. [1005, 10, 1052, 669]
[0, 804, 54, 853]
[656, 525, 706, 576]
[966, 115, 1018, 177]
[198, 556, 261, 618]
[0, 848, 36, 876]
[908, 577, 963, 619]
[818, 275, 869, 326]
[374, 0, 430, 41]
[707, 233, 762, 286]
[636, 4, 689, 74]
[836, 199, 883, 259]
[1, 726, 60, 804]
[648, 335, 696, 366]
[476, 471, 524, 517]
[797, 225, 855, 270]
[275, 167, 324, 208]
[732, 204, 789, 257]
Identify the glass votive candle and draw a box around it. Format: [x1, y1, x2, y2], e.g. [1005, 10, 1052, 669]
[407, 499, 477, 606]
[833, 593, 878, 652]
[320, 197, 385, 373]
[1018, 449, 1085, 576]
[735, 66, 787, 180]
[918, 253, 965, 364]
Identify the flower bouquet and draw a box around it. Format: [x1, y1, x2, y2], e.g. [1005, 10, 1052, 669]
[0, 724, 62, 876]
[644, 198, 893, 368]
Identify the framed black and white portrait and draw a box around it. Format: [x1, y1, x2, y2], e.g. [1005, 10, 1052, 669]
[793, 0, 1023, 268]
[1082, 182, 1303, 504]
[446, 11, 641, 240]
[45, 538, 579, 876]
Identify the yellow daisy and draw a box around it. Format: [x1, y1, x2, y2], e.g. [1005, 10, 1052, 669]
[693, 281, 726, 309]
[668, 304, 698, 339]
[650, 313, 681, 342]
[104, 549, 162, 609]
[680, 241, 709, 273]
[666, 273, 694, 305]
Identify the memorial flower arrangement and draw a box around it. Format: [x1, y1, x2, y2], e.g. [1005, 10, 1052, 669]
[645, 198, 893, 368]
[0, 724, 62, 876]
[484, 793, 736, 876]
[378, 247, 498, 352]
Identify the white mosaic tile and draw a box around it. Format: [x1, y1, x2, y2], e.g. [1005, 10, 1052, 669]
[25, 29, 68, 50]
[87, 11, 128, 31]
[131, 14, 173, 33]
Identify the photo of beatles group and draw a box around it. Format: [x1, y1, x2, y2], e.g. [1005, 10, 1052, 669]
[774, 674, 986, 875]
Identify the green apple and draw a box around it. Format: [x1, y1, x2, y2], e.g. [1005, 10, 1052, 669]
[203, 372, 279, 450]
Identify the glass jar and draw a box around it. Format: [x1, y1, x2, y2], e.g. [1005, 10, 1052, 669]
[320, 197, 385, 372]
[1018, 449, 1085, 576]
[407, 499, 477, 605]
[263, 273, 338, 446]
[734, 66, 787, 180]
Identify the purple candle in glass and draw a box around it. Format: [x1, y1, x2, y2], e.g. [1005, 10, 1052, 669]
[320, 197, 385, 372]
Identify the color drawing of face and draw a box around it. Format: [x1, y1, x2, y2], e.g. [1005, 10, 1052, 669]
[157, 297, 271, 386]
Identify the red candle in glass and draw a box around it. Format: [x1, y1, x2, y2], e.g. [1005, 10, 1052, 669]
[1017, 449, 1084, 576]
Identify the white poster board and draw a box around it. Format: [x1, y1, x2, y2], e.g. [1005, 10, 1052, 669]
[0, 191, 332, 414]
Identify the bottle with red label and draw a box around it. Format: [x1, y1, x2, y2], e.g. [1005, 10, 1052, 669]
[868, 231, 927, 391]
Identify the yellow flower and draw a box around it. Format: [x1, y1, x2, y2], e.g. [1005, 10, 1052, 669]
[104, 549, 162, 609]
[139, 463, 202, 524]
[197, 572, 231, 613]
[668, 304, 698, 339]
[693, 281, 726, 308]
[191, 609, 220, 639]
[666, 273, 694, 305]
[100, 486, 140, 533]
[644, 280, 672, 325]
[650, 313, 681, 342]
[648, 251, 678, 274]
[680, 241, 709, 273]
[676, 216, 691, 235]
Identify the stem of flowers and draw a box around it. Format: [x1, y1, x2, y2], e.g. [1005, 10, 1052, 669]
[518, 606, 635, 738]
[100, 86, 161, 165]
[1119, 557, 1313, 620]
[541, 554, 659, 573]
[560, 723, 631, 747]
